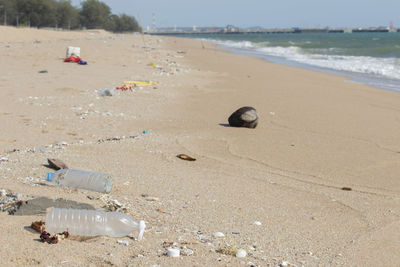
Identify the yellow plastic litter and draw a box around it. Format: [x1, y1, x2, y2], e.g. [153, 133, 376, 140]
[124, 81, 158, 87]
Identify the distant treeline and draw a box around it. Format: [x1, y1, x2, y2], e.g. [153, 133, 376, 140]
[0, 0, 141, 33]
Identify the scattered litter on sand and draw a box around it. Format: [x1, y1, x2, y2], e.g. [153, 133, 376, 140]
[115, 80, 158, 92]
[40, 230, 69, 244]
[64, 47, 87, 65]
[97, 135, 136, 144]
[40, 231, 59, 244]
[0, 190, 33, 214]
[124, 80, 158, 87]
[100, 195, 127, 212]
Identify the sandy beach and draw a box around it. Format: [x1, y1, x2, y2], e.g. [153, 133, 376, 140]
[0, 26, 399, 266]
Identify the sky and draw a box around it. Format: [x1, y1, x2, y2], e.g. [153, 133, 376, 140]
[71, 0, 400, 29]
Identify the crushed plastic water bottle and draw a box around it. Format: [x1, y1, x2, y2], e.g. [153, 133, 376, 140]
[45, 208, 146, 240]
[46, 169, 112, 193]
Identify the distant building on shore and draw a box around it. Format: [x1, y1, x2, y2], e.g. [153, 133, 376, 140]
[225, 25, 239, 33]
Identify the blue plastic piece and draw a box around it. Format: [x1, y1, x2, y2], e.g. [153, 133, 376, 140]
[46, 172, 54, 182]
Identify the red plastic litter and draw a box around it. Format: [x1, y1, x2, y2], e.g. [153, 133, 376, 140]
[116, 84, 133, 91]
[64, 56, 82, 63]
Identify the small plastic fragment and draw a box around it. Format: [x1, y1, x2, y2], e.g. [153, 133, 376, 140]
[167, 248, 180, 257]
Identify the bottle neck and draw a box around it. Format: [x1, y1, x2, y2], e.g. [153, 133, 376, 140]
[138, 220, 146, 240]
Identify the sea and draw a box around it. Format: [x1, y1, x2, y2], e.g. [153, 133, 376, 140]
[176, 32, 400, 92]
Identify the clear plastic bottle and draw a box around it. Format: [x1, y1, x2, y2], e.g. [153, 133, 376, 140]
[45, 208, 146, 240]
[46, 169, 112, 193]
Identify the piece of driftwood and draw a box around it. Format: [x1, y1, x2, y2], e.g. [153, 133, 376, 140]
[47, 158, 68, 170]
[31, 221, 45, 233]
[177, 154, 196, 161]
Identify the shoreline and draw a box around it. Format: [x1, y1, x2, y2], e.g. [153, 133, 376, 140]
[0, 27, 399, 266]
[166, 33, 400, 93]
[222, 45, 400, 93]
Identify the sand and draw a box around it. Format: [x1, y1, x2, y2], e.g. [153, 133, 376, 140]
[0, 26, 399, 266]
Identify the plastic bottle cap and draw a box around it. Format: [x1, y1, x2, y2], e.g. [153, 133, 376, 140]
[137, 220, 146, 241]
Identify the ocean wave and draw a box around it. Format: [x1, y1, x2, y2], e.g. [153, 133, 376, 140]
[212, 40, 255, 49]
[216, 39, 400, 80]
